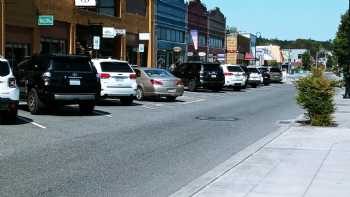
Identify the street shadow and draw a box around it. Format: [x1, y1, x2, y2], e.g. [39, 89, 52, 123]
[97, 99, 142, 107]
[0, 115, 33, 126]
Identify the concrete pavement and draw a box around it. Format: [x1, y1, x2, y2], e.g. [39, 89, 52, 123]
[172, 89, 350, 197]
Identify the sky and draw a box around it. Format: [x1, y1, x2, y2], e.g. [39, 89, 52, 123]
[202, 0, 348, 41]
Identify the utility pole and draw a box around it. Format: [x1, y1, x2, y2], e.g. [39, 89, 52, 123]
[345, 0, 350, 99]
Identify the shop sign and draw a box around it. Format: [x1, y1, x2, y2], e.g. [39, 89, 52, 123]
[38, 15, 54, 26]
[115, 29, 126, 36]
[173, 47, 182, 53]
[93, 36, 100, 50]
[75, 0, 96, 6]
[198, 52, 206, 57]
[139, 33, 150, 41]
[138, 44, 145, 53]
[103, 27, 116, 38]
[187, 52, 194, 57]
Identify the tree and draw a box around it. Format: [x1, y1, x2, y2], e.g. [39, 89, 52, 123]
[326, 55, 336, 70]
[334, 10, 349, 69]
[302, 51, 312, 70]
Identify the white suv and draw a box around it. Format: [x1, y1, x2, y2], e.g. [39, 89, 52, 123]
[0, 58, 19, 122]
[91, 58, 137, 105]
[221, 64, 247, 90]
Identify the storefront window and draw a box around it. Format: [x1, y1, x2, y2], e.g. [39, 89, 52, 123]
[127, 0, 147, 16]
[40, 38, 67, 55]
[5, 43, 31, 67]
[84, 0, 120, 17]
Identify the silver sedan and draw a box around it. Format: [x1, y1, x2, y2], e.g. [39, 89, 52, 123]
[133, 68, 184, 101]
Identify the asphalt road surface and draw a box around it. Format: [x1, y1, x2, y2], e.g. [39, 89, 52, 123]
[0, 84, 302, 197]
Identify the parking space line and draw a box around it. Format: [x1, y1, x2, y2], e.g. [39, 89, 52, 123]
[17, 116, 47, 129]
[182, 99, 206, 105]
[142, 105, 159, 110]
[94, 111, 113, 118]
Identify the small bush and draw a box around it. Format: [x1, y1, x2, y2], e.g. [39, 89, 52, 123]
[296, 67, 335, 126]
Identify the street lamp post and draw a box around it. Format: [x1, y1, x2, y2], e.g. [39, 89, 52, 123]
[255, 32, 261, 66]
[345, 0, 350, 99]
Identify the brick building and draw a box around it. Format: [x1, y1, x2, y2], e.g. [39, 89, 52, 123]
[226, 32, 251, 65]
[1, 0, 154, 67]
[187, 0, 208, 62]
[208, 7, 226, 63]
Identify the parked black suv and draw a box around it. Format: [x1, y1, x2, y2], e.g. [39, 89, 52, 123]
[257, 67, 271, 85]
[15, 54, 100, 114]
[172, 62, 224, 91]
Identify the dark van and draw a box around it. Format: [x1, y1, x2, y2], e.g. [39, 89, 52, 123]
[15, 54, 100, 114]
[172, 62, 224, 92]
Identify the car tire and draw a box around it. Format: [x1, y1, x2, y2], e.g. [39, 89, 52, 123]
[166, 96, 177, 102]
[27, 88, 44, 115]
[233, 86, 241, 91]
[79, 102, 95, 115]
[136, 87, 144, 101]
[188, 79, 197, 92]
[120, 96, 134, 106]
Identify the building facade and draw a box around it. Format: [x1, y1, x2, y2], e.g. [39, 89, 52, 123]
[226, 33, 251, 65]
[208, 7, 226, 63]
[155, 0, 187, 69]
[256, 45, 283, 66]
[187, 0, 208, 62]
[2, 0, 154, 67]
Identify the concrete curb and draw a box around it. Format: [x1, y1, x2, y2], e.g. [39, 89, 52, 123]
[169, 123, 295, 197]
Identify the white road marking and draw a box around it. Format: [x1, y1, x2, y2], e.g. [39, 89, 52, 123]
[182, 99, 206, 105]
[94, 111, 113, 118]
[142, 106, 158, 110]
[17, 117, 47, 129]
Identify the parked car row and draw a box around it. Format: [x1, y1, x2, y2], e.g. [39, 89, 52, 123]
[0, 54, 283, 123]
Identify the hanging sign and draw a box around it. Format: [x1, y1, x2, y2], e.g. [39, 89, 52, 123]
[138, 44, 145, 53]
[75, 0, 96, 6]
[38, 15, 54, 26]
[93, 36, 100, 50]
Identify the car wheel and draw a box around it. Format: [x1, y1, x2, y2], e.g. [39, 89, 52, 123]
[79, 102, 95, 115]
[233, 86, 241, 91]
[136, 87, 144, 101]
[27, 89, 44, 115]
[188, 79, 197, 92]
[120, 96, 134, 106]
[166, 96, 177, 102]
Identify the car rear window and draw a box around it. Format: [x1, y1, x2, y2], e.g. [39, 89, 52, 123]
[270, 68, 281, 72]
[0, 61, 10, 76]
[227, 66, 242, 72]
[144, 69, 173, 78]
[248, 68, 259, 73]
[52, 58, 93, 72]
[100, 62, 133, 73]
[259, 68, 268, 72]
[203, 64, 221, 72]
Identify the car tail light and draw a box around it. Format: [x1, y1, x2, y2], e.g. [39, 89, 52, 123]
[8, 78, 16, 88]
[150, 79, 163, 85]
[224, 72, 233, 76]
[100, 73, 111, 79]
[176, 79, 183, 86]
[129, 73, 137, 80]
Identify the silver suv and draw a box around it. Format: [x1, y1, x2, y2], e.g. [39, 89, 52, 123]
[0, 58, 19, 123]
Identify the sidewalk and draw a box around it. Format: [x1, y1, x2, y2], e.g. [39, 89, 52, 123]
[182, 90, 350, 197]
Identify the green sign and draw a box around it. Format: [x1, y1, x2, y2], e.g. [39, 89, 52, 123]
[38, 15, 54, 26]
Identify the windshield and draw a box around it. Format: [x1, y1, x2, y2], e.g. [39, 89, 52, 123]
[100, 62, 133, 73]
[52, 58, 93, 72]
[144, 69, 173, 78]
[270, 68, 281, 72]
[227, 66, 243, 72]
[248, 68, 259, 73]
[0, 61, 10, 77]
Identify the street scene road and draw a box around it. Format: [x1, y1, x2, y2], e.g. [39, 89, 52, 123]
[0, 84, 302, 197]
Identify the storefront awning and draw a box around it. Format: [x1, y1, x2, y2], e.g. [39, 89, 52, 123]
[244, 53, 255, 60]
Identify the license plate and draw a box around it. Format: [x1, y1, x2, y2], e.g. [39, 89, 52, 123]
[168, 89, 176, 93]
[211, 75, 217, 78]
[69, 79, 81, 86]
[114, 77, 125, 82]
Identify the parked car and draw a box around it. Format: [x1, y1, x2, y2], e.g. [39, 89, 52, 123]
[171, 62, 224, 92]
[221, 64, 247, 91]
[239, 66, 250, 89]
[247, 66, 262, 88]
[269, 67, 283, 83]
[257, 66, 271, 85]
[133, 67, 184, 101]
[92, 58, 137, 105]
[0, 57, 19, 122]
[15, 54, 100, 114]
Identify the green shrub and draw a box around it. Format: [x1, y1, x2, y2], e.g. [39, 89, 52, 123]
[296, 67, 335, 126]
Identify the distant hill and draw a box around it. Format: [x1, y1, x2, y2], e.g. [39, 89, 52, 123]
[257, 38, 333, 56]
